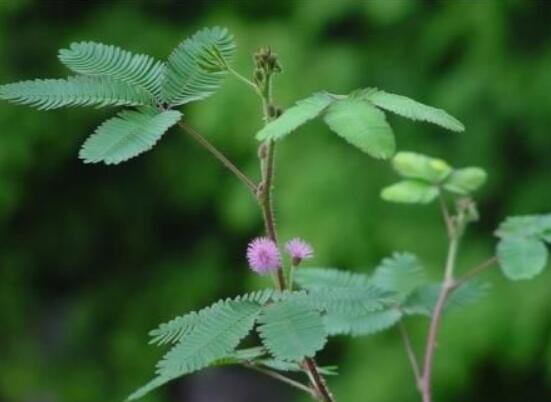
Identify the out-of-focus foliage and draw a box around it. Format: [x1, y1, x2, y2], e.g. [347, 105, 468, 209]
[0, 1, 550, 402]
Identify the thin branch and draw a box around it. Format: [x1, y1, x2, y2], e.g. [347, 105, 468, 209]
[398, 320, 422, 387]
[438, 191, 453, 238]
[178, 121, 257, 194]
[420, 225, 461, 402]
[228, 67, 261, 94]
[453, 256, 498, 289]
[245, 364, 316, 397]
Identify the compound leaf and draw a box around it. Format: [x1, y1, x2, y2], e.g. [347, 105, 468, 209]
[129, 300, 261, 400]
[162, 27, 235, 106]
[79, 109, 182, 165]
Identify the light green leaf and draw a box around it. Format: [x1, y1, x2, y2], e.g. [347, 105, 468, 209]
[497, 237, 548, 280]
[495, 214, 551, 241]
[323, 308, 402, 337]
[381, 180, 439, 204]
[443, 167, 487, 194]
[360, 88, 465, 132]
[0, 76, 155, 110]
[391, 152, 452, 183]
[256, 92, 334, 141]
[258, 300, 327, 361]
[162, 27, 235, 106]
[323, 98, 395, 159]
[370, 252, 426, 298]
[79, 109, 182, 165]
[58, 41, 164, 97]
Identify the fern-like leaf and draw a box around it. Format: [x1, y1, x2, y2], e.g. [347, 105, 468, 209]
[58, 41, 164, 97]
[79, 108, 181, 164]
[360, 88, 465, 132]
[130, 300, 261, 400]
[162, 27, 236, 106]
[258, 300, 327, 361]
[0, 76, 155, 110]
[149, 289, 275, 346]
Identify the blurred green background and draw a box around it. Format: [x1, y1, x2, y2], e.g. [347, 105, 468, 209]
[1, 0, 550, 401]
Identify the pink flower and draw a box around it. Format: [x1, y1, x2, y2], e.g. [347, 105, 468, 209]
[246, 237, 281, 274]
[286, 238, 314, 265]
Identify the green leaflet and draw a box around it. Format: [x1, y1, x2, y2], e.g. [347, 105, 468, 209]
[380, 180, 439, 204]
[258, 300, 327, 361]
[382, 151, 487, 204]
[371, 252, 427, 299]
[443, 167, 487, 195]
[495, 214, 551, 241]
[497, 237, 548, 280]
[392, 152, 452, 184]
[129, 300, 262, 400]
[323, 308, 402, 337]
[323, 98, 396, 159]
[58, 41, 165, 97]
[79, 109, 182, 165]
[359, 88, 465, 132]
[0, 76, 155, 110]
[255, 92, 334, 141]
[162, 27, 236, 106]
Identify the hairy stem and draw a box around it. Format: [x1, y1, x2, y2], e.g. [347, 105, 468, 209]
[178, 121, 257, 194]
[247, 57, 334, 402]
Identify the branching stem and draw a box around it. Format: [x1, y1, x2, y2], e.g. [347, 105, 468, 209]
[238, 53, 334, 402]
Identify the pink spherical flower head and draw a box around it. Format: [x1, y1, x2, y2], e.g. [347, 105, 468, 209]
[286, 238, 314, 266]
[246, 237, 281, 275]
